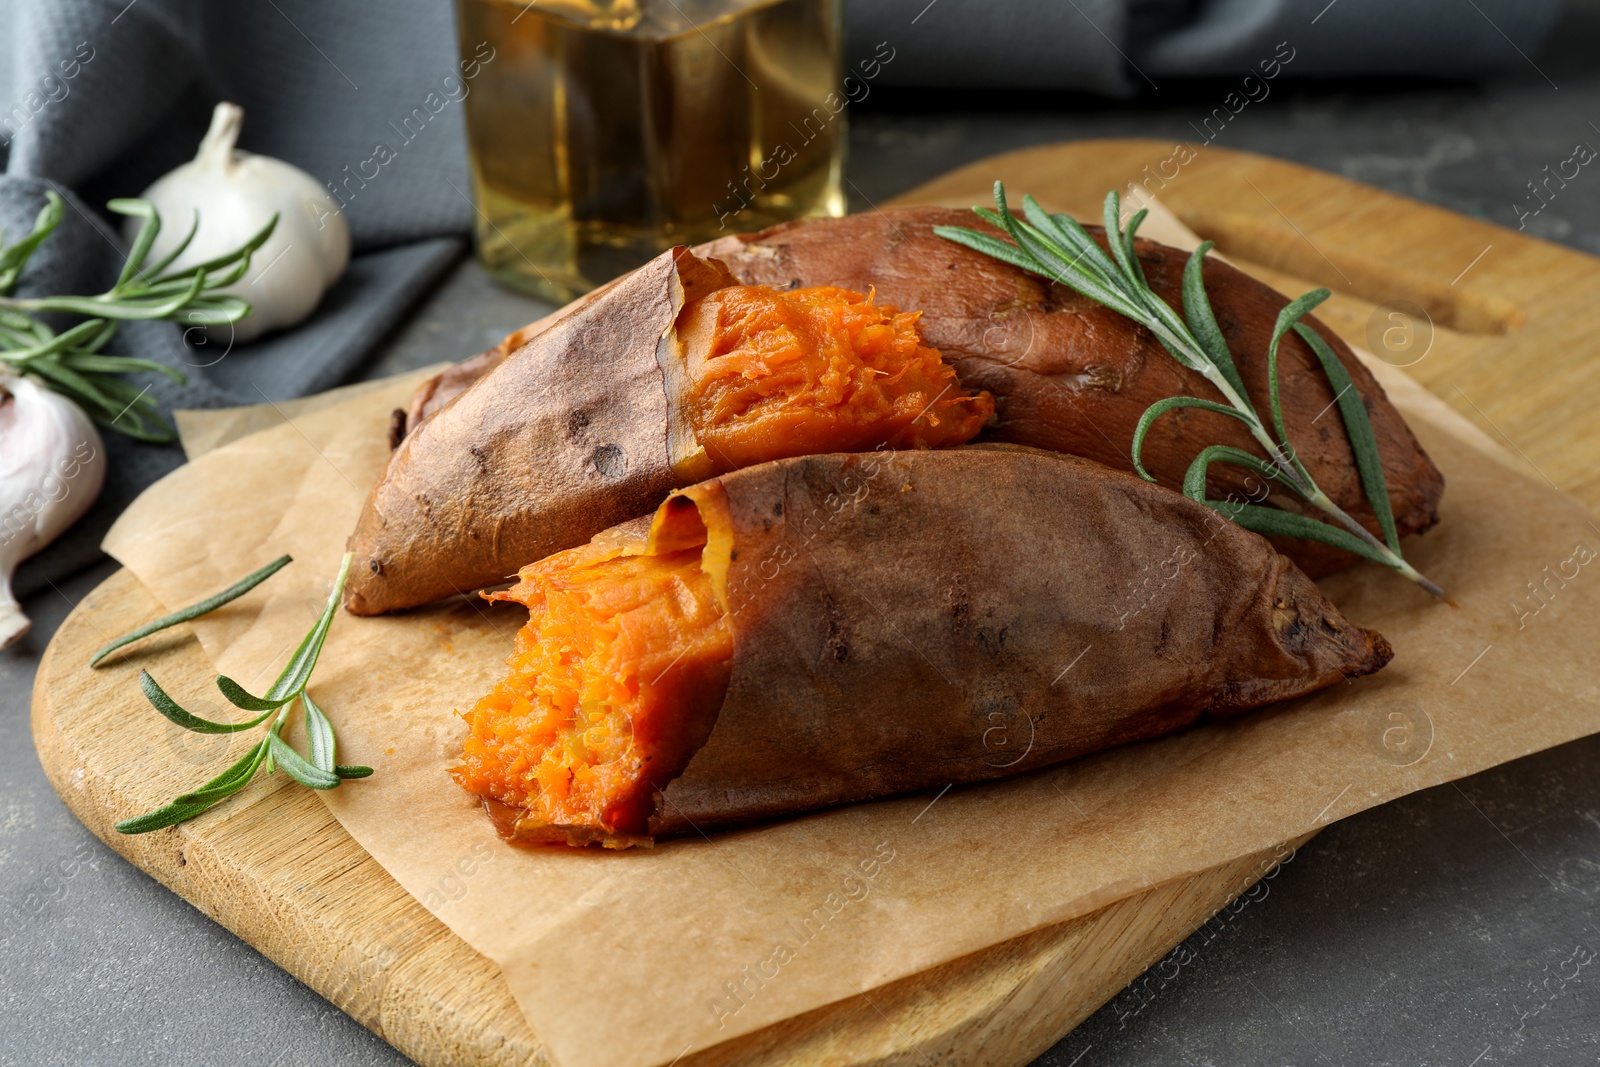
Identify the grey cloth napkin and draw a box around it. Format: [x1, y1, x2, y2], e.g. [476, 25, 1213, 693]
[0, 0, 1563, 601]
[848, 0, 1563, 94]
[2, 0, 471, 600]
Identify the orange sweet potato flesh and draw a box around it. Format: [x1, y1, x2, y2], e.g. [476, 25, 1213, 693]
[344, 248, 990, 615]
[465, 447, 1393, 848]
[681, 284, 991, 471]
[458, 495, 733, 847]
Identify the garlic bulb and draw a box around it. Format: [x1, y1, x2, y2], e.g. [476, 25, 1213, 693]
[0, 372, 107, 647]
[132, 102, 349, 343]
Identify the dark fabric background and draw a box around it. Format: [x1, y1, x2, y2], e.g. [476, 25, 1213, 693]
[0, 0, 1562, 598]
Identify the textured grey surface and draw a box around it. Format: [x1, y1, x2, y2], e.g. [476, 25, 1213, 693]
[7, 4, 1600, 1066]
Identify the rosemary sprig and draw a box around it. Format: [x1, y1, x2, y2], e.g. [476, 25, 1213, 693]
[935, 183, 1443, 598]
[113, 552, 371, 835]
[89, 554, 292, 666]
[0, 191, 277, 442]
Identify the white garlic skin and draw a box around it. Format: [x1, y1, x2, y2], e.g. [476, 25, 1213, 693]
[132, 102, 350, 344]
[0, 374, 107, 647]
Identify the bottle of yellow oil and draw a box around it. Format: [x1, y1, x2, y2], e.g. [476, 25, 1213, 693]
[456, 0, 846, 301]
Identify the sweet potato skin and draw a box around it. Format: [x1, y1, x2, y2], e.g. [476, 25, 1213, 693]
[641, 446, 1391, 836]
[401, 209, 1442, 577]
[694, 208, 1444, 576]
[344, 248, 733, 615]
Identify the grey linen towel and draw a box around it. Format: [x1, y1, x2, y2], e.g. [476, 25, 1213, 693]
[0, 0, 1563, 601]
[1, 0, 472, 599]
[848, 0, 1562, 95]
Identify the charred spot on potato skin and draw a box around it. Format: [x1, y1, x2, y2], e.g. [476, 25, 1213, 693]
[977, 624, 1010, 656]
[947, 575, 971, 635]
[824, 616, 850, 663]
[772, 501, 783, 516]
[469, 446, 489, 473]
[566, 410, 589, 439]
[368, 558, 383, 576]
[591, 444, 627, 477]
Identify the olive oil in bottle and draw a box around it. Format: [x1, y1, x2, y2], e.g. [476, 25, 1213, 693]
[456, 0, 846, 302]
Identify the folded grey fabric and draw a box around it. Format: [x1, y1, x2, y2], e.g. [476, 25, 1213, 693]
[0, 0, 1564, 602]
[846, 0, 1562, 94]
[1, 0, 471, 599]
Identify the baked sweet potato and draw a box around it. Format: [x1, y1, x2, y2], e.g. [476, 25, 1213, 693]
[345, 247, 992, 614]
[697, 208, 1444, 577]
[457, 447, 1392, 848]
[401, 208, 1442, 578]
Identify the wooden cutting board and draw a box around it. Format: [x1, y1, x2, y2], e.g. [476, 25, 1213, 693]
[32, 140, 1600, 1067]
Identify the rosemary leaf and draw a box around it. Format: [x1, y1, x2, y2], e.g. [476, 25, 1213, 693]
[1119, 207, 1151, 290]
[1294, 322, 1402, 553]
[152, 212, 275, 281]
[5, 317, 105, 361]
[116, 741, 271, 834]
[1132, 396, 1252, 481]
[90, 554, 292, 666]
[269, 728, 340, 790]
[302, 692, 337, 774]
[1103, 193, 1143, 287]
[138, 209, 199, 281]
[933, 223, 1045, 276]
[174, 296, 251, 327]
[1264, 289, 1332, 472]
[216, 553, 351, 710]
[114, 800, 217, 835]
[0, 192, 62, 294]
[58, 353, 186, 382]
[23, 269, 207, 320]
[214, 676, 297, 712]
[1180, 243, 1249, 400]
[173, 741, 270, 805]
[138, 670, 278, 734]
[1207, 500, 1398, 567]
[1182, 444, 1285, 502]
[112, 199, 162, 290]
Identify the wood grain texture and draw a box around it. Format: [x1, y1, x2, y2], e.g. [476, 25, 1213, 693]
[32, 568, 1309, 1067]
[32, 140, 1600, 1067]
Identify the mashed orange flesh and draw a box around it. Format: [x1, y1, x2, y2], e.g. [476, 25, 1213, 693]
[679, 284, 994, 471]
[456, 497, 732, 843]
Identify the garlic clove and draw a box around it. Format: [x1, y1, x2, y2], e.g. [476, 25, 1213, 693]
[0, 372, 107, 648]
[131, 102, 350, 344]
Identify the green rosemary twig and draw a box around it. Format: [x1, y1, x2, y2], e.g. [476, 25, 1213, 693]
[0, 191, 276, 443]
[89, 554, 292, 667]
[935, 182, 1442, 597]
[113, 553, 371, 835]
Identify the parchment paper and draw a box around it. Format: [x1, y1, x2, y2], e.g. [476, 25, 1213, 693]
[104, 336, 1600, 1067]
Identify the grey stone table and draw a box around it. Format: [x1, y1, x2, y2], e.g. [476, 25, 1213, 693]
[6, 4, 1600, 1064]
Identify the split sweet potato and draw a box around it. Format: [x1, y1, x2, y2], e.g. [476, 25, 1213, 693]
[696, 207, 1444, 577]
[346, 247, 991, 614]
[458, 447, 1392, 848]
[399, 208, 1443, 579]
